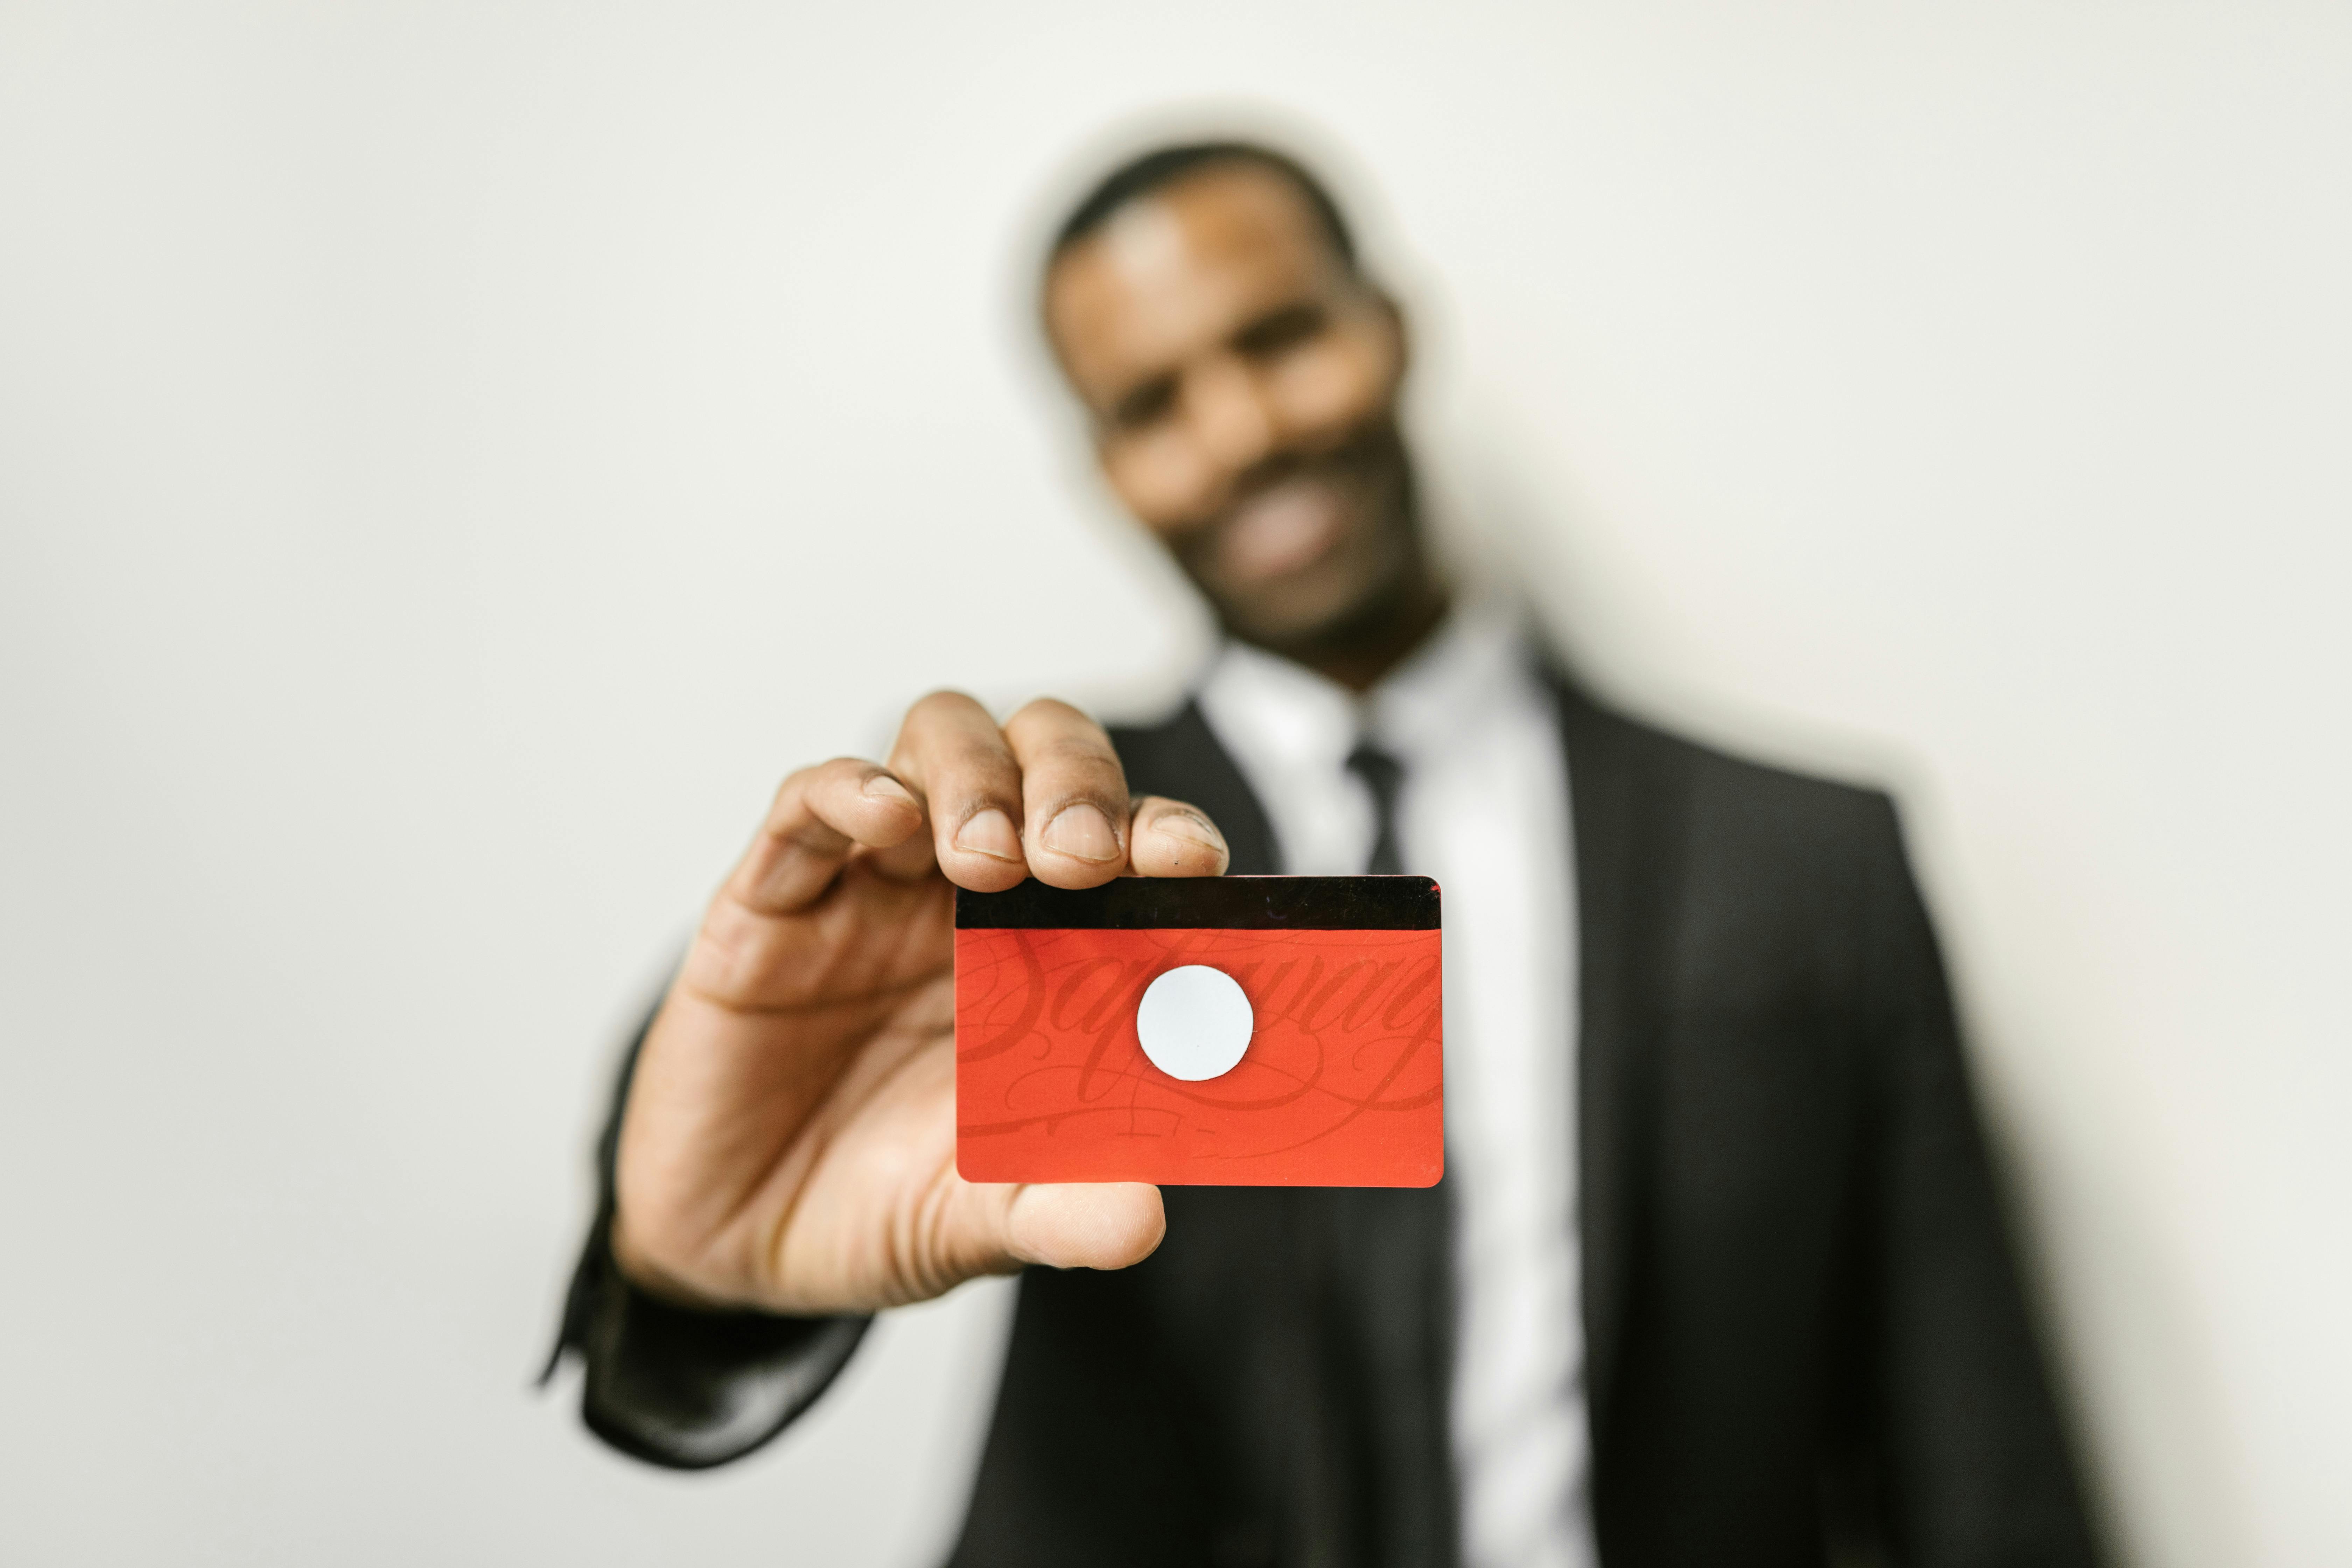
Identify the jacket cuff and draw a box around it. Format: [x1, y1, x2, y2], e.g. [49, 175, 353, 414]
[546, 1205, 870, 1470]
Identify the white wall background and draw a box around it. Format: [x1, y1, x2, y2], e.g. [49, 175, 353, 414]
[2, 3, 2345, 1564]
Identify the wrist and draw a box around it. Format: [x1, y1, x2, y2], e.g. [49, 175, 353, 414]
[608, 1209, 739, 1312]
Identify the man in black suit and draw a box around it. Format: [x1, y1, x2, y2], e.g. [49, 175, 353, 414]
[548, 142, 2098, 1567]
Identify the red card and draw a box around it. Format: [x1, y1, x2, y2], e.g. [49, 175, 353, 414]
[954, 876, 1443, 1187]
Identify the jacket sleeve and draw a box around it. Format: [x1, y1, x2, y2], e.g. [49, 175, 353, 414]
[1856, 797, 2102, 1565]
[541, 1002, 870, 1470]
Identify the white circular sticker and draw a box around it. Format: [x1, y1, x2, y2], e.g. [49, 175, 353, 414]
[1135, 965, 1256, 1082]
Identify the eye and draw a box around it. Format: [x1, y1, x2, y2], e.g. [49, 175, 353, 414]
[1110, 376, 1177, 431]
[1232, 303, 1327, 360]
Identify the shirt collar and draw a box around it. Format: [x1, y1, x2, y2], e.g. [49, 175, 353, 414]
[1195, 594, 1535, 778]
[1369, 594, 1535, 759]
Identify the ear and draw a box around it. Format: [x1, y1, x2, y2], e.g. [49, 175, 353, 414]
[1370, 286, 1410, 387]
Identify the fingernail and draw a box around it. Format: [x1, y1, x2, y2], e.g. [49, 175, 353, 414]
[1158, 812, 1227, 855]
[1042, 803, 1121, 862]
[862, 775, 916, 807]
[951, 808, 1022, 861]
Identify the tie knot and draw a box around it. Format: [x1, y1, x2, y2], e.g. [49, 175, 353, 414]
[1344, 738, 1405, 810]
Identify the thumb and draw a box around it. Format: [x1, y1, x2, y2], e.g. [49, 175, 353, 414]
[999, 1182, 1167, 1272]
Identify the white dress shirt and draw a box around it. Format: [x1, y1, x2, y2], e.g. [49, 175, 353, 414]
[1195, 600, 1599, 1568]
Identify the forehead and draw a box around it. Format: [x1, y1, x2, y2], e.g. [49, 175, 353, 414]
[1045, 162, 1348, 394]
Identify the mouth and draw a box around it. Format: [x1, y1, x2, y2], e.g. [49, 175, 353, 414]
[1211, 473, 1348, 586]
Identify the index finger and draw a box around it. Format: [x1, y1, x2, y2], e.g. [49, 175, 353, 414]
[1002, 699, 1132, 890]
[887, 690, 1030, 892]
[1002, 701, 1231, 884]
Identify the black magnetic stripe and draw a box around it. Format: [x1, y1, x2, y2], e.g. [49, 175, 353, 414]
[955, 875, 1439, 931]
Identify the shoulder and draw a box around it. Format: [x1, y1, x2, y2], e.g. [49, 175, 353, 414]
[1554, 679, 1909, 896]
[1556, 683, 1933, 1023]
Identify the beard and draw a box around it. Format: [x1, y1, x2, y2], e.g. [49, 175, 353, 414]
[1170, 420, 1429, 662]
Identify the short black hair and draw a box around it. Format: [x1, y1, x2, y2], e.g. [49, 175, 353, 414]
[1049, 141, 1358, 271]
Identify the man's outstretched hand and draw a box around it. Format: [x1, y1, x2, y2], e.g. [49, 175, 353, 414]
[610, 693, 1229, 1316]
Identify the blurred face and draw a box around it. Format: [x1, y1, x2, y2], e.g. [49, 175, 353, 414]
[1044, 163, 1423, 656]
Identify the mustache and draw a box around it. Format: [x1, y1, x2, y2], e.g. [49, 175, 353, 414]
[1205, 429, 1389, 531]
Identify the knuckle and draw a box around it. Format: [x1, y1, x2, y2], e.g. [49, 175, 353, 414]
[778, 821, 845, 856]
[1007, 694, 1080, 724]
[1031, 733, 1119, 771]
[1007, 696, 1107, 741]
[908, 688, 983, 724]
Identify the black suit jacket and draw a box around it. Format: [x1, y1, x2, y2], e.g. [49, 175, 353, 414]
[549, 678, 2098, 1568]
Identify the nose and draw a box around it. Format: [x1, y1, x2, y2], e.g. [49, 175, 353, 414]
[1183, 353, 1277, 483]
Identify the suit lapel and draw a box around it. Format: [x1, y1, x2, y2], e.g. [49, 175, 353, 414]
[1110, 701, 1283, 877]
[1549, 675, 1683, 1438]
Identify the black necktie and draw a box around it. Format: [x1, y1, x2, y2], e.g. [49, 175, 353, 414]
[1344, 739, 1407, 876]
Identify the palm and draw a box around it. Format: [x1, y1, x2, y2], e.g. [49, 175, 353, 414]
[611, 694, 1227, 1316]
